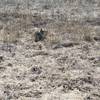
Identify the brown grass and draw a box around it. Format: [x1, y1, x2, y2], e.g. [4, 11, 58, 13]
[0, 25, 20, 43]
[50, 21, 95, 42]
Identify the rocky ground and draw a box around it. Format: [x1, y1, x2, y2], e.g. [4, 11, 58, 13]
[0, 0, 100, 100]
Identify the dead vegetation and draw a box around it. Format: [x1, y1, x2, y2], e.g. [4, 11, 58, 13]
[0, 0, 100, 100]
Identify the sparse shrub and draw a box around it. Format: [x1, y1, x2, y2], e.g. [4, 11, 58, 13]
[0, 56, 4, 62]
[83, 34, 93, 42]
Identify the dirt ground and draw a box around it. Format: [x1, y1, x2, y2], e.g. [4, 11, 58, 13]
[0, 0, 100, 100]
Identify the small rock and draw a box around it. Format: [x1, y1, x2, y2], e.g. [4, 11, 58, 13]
[94, 36, 100, 41]
[31, 66, 42, 74]
[7, 63, 13, 67]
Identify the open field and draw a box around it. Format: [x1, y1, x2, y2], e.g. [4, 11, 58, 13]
[0, 0, 100, 100]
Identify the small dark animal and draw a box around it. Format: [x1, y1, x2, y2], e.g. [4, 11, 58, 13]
[34, 29, 45, 42]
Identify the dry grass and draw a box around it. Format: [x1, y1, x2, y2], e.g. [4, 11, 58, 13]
[30, 20, 96, 47]
[0, 25, 20, 43]
[0, 11, 97, 45]
[50, 21, 95, 42]
[46, 32, 61, 44]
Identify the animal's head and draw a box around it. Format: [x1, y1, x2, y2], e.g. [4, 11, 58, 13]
[40, 28, 44, 34]
[34, 28, 49, 42]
